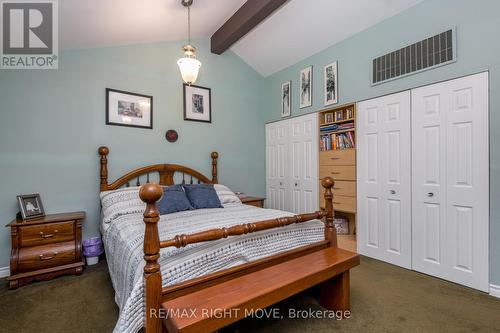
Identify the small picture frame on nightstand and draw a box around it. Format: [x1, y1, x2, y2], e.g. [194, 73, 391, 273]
[17, 193, 45, 220]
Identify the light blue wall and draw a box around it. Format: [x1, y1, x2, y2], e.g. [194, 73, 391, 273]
[0, 39, 266, 268]
[262, 0, 500, 285]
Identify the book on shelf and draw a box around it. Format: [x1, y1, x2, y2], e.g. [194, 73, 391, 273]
[320, 131, 355, 151]
[320, 121, 354, 134]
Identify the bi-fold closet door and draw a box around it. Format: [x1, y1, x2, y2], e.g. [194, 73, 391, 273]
[357, 91, 412, 268]
[266, 113, 318, 214]
[411, 72, 489, 291]
[357, 72, 489, 292]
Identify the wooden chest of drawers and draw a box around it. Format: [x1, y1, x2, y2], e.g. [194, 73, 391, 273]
[241, 197, 266, 208]
[319, 148, 357, 213]
[6, 212, 85, 289]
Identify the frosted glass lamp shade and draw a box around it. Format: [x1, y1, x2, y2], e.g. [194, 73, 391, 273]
[177, 57, 201, 84]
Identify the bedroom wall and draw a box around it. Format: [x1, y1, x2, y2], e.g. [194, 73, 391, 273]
[0, 39, 265, 269]
[262, 0, 500, 286]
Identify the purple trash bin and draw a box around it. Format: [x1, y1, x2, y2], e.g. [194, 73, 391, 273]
[83, 237, 104, 265]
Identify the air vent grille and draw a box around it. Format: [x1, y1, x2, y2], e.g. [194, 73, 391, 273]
[372, 29, 455, 85]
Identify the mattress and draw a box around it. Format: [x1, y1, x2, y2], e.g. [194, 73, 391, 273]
[100, 188, 325, 333]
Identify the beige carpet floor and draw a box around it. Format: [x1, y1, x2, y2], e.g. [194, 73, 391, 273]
[1, 256, 500, 333]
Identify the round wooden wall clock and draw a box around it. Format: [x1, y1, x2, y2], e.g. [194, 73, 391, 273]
[165, 130, 178, 142]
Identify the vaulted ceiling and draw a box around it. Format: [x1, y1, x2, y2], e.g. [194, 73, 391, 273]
[60, 0, 423, 76]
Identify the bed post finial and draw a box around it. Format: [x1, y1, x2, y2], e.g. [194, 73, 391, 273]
[98, 146, 109, 191]
[211, 151, 219, 184]
[139, 183, 163, 333]
[321, 177, 337, 248]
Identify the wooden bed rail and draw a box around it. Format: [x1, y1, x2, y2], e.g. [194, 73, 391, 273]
[159, 211, 326, 249]
[139, 177, 336, 333]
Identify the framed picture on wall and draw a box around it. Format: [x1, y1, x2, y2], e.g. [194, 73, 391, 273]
[106, 88, 153, 129]
[324, 61, 338, 106]
[299, 66, 312, 108]
[183, 84, 212, 123]
[17, 194, 45, 220]
[281, 80, 291, 117]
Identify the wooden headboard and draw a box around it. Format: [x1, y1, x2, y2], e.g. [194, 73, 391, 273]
[98, 146, 219, 191]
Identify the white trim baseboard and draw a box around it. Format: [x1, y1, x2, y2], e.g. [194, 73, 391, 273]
[490, 284, 500, 299]
[0, 266, 9, 279]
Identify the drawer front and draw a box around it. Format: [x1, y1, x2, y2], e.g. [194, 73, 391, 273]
[320, 194, 356, 213]
[319, 180, 356, 197]
[320, 149, 355, 166]
[320, 165, 356, 181]
[244, 200, 264, 208]
[17, 241, 76, 272]
[20, 221, 74, 247]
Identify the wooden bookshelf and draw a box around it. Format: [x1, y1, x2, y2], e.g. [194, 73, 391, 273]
[318, 103, 357, 240]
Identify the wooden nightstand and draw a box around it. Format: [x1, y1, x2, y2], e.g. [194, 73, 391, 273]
[240, 197, 266, 208]
[6, 211, 85, 289]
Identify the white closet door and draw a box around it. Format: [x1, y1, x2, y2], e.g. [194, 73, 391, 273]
[357, 91, 412, 268]
[412, 72, 489, 291]
[265, 120, 290, 211]
[289, 113, 319, 214]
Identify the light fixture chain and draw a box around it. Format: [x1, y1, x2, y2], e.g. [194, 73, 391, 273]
[188, 5, 191, 45]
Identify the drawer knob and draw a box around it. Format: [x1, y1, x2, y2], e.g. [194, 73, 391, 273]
[39, 252, 58, 261]
[427, 192, 434, 197]
[390, 190, 396, 195]
[39, 230, 58, 239]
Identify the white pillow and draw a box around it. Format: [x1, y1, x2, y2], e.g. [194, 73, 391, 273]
[214, 184, 241, 206]
[100, 187, 145, 224]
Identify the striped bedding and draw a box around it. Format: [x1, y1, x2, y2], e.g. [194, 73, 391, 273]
[100, 185, 325, 333]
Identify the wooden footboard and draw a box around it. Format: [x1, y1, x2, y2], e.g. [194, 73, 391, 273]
[139, 177, 337, 333]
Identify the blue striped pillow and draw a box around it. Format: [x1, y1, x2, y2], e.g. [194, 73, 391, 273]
[157, 185, 193, 215]
[183, 184, 223, 209]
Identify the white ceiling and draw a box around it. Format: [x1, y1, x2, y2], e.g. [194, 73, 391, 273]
[60, 0, 246, 50]
[231, 0, 423, 76]
[60, 0, 423, 76]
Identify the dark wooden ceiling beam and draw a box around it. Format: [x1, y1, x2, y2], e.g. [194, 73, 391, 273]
[210, 0, 289, 55]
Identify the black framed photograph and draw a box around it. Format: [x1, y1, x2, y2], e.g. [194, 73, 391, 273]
[299, 65, 312, 108]
[281, 81, 291, 118]
[106, 88, 153, 129]
[324, 61, 338, 106]
[17, 194, 45, 220]
[183, 84, 212, 123]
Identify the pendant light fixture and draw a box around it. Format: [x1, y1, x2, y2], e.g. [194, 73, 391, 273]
[177, 0, 201, 85]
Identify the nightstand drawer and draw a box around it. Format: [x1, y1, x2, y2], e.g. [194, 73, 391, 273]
[244, 200, 264, 208]
[17, 241, 76, 272]
[20, 221, 74, 247]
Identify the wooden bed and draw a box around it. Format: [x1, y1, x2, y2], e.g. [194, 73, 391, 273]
[98, 146, 359, 333]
